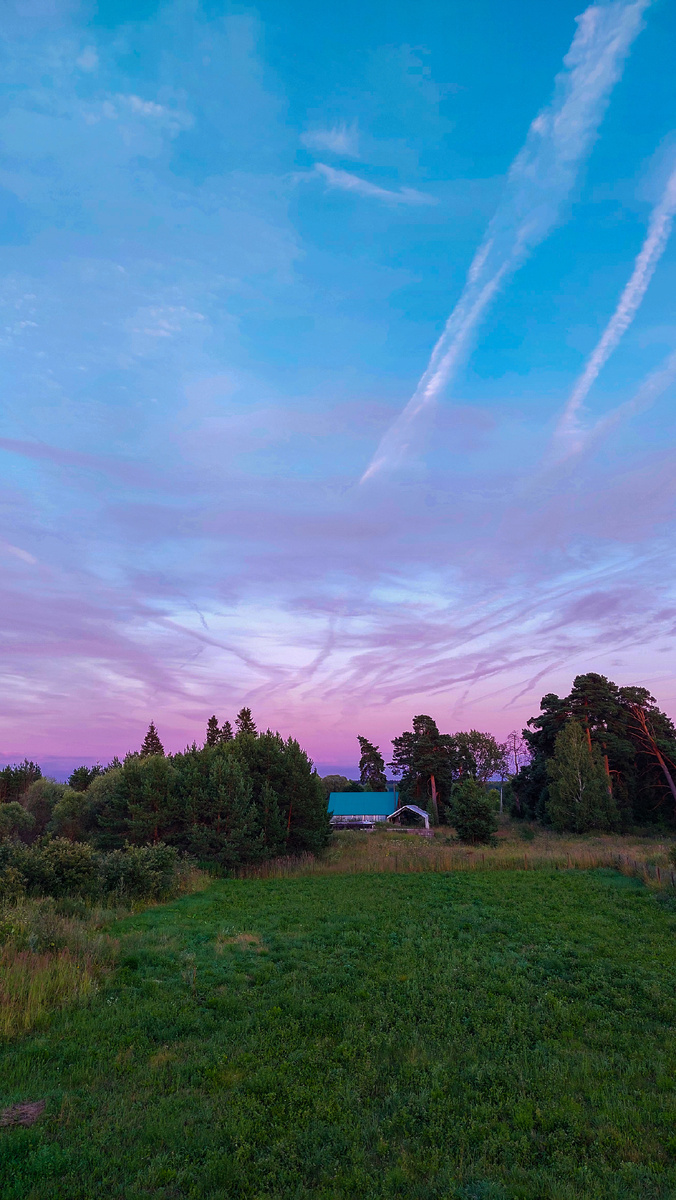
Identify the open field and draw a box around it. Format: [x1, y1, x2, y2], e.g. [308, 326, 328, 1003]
[2, 867, 676, 1198]
[242, 820, 676, 885]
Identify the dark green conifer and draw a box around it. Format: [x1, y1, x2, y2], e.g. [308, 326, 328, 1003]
[357, 736, 387, 790]
[140, 722, 164, 758]
[235, 707, 257, 736]
[219, 720, 234, 742]
[205, 715, 220, 747]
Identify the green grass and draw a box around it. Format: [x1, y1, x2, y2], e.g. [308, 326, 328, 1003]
[2, 870, 676, 1198]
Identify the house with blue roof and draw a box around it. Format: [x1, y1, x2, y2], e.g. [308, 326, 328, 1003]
[328, 792, 394, 828]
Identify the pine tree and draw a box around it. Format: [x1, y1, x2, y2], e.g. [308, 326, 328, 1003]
[219, 720, 234, 743]
[140, 722, 165, 758]
[235, 707, 257, 736]
[205, 715, 220, 747]
[357, 736, 387, 790]
[546, 720, 619, 833]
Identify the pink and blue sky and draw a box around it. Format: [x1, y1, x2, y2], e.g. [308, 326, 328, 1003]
[1, 0, 676, 777]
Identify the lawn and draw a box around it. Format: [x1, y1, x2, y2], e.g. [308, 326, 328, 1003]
[2, 869, 676, 1198]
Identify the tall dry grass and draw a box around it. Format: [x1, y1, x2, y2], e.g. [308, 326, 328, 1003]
[0, 866, 211, 1039]
[238, 821, 676, 888]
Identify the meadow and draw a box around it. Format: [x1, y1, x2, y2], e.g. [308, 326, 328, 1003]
[2, 846, 676, 1198]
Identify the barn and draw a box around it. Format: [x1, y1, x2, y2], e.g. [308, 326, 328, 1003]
[328, 792, 395, 829]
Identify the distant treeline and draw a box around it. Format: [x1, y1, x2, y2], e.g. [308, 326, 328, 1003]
[0, 708, 330, 870]
[2, 675, 675, 866]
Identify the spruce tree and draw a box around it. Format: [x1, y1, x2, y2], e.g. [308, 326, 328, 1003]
[235, 707, 257, 736]
[219, 720, 234, 742]
[140, 722, 164, 757]
[205, 715, 220, 747]
[357, 736, 387, 790]
[546, 720, 619, 833]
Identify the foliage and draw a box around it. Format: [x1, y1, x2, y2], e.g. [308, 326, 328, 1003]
[0, 802, 35, 839]
[205, 715, 220, 747]
[67, 765, 103, 792]
[0, 837, 189, 901]
[0, 759, 41, 803]
[357, 736, 387, 790]
[87, 733, 330, 865]
[220, 720, 234, 742]
[235, 706, 257, 736]
[546, 721, 620, 833]
[22, 779, 67, 839]
[390, 715, 456, 821]
[139, 721, 164, 758]
[453, 730, 508, 783]
[451, 779, 498, 843]
[514, 673, 676, 827]
[2, 872, 676, 1197]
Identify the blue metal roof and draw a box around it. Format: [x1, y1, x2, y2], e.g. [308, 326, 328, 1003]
[329, 791, 394, 816]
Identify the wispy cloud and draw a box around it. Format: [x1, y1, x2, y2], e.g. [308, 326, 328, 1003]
[361, 0, 650, 481]
[554, 160, 676, 455]
[301, 123, 359, 157]
[314, 163, 437, 207]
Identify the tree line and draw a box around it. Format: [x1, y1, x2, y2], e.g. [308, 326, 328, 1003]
[0, 708, 330, 868]
[2, 673, 675, 857]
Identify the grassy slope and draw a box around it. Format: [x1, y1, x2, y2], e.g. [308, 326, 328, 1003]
[1, 870, 676, 1199]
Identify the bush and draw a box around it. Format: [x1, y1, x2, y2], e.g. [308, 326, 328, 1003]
[452, 780, 498, 844]
[12, 838, 99, 898]
[0, 802, 35, 839]
[0, 837, 189, 901]
[97, 843, 183, 901]
[0, 866, 26, 902]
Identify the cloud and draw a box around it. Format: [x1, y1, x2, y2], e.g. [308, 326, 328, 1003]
[313, 163, 437, 207]
[301, 123, 359, 157]
[0, 540, 37, 565]
[554, 160, 676, 455]
[76, 46, 98, 72]
[361, 0, 651, 481]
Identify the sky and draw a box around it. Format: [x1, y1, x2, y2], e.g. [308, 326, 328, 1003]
[1, 0, 676, 777]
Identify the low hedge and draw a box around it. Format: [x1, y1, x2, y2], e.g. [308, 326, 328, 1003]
[0, 838, 192, 902]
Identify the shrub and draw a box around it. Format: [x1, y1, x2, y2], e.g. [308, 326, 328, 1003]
[97, 843, 183, 901]
[14, 838, 99, 898]
[0, 866, 26, 903]
[452, 780, 498, 844]
[0, 802, 35, 840]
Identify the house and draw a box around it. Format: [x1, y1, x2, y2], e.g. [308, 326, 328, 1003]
[328, 792, 396, 829]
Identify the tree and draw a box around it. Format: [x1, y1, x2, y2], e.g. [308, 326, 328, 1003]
[546, 720, 619, 833]
[235, 707, 257, 736]
[453, 731, 507, 784]
[140, 722, 164, 758]
[205, 716, 220, 747]
[452, 779, 497, 844]
[68, 765, 103, 792]
[505, 731, 529, 778]
[390, 715, 456, 822]
[357, 736, 387, 790]
[0, 760, 42, 803]
[219, 720, 234, 743]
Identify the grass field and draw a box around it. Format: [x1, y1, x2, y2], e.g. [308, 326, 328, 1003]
[2, 867, 676, 1198]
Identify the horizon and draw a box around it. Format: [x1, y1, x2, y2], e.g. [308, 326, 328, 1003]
[2, 0, 676, 765]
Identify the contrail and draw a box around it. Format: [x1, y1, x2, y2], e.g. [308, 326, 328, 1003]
[555, 161, 676, 454]
[360, 0, 650, 483]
